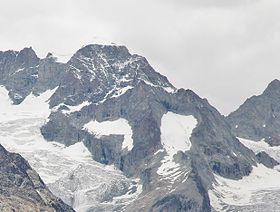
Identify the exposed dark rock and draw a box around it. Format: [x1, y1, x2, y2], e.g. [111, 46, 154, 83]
[256, 151, 279, 168]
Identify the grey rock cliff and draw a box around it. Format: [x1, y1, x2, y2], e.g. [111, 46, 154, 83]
[256, 151, 279, 168]
[0, 47, 40, 103]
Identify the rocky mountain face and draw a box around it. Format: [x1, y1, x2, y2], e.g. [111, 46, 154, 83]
[0, 44, 270, 211]
[227, 79, 280, 146]
[0, 48, 40, 104]
[0, 144, 74, 211]
[222, 79, 280, 211]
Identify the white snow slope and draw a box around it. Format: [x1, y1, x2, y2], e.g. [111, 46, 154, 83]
[157, 112, 197, 183]
[209, 137, 280, 212]
[0, 85, 56, 122]
[0, 86, 141, 211]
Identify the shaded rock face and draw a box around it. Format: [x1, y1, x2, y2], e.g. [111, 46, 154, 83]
[227, 79, 280, 146]
[48, 44, 174, 108]
[0, 144, 74, 212]
[0, 48, 40, 103]
[33, 55, 67, 95]
[256, 151, 279, 168]
[151, 194, 201, 212]
[0, 44, 258, 211]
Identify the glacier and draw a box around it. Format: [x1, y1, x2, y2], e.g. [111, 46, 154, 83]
[0, 86, 142, 211]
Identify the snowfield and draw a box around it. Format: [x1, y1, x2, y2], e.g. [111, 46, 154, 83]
[0, 86, 141, 211]
[157, 112, 197, 182]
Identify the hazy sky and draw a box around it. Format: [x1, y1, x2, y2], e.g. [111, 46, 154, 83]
[0, 0, 279, 115]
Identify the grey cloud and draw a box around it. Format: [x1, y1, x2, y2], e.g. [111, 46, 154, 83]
[0, 0, 279, 115]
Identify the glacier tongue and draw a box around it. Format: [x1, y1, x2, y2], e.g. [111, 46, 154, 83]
[0, 86, 142, 211]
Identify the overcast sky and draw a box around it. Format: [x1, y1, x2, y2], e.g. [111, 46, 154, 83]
[0, 0, 279, 115]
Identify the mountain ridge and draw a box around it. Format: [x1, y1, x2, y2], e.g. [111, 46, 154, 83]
[0, 43, 277, 211]
[227, 78, 280, 146]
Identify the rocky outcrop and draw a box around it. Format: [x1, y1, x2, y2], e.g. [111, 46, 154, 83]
[0, 144, 74, 212]
[0, 47, 40, 104]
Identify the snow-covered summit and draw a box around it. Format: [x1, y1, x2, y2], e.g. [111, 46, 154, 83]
[46, 43, 176, 108]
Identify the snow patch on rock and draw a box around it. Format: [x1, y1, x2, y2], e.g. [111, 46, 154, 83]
[111, 86, 133, 98]
[53, 101, 91, 115]
[157, 112, 197, 181]
[140, 78, 176, 94]
[84, 118, 134, 151]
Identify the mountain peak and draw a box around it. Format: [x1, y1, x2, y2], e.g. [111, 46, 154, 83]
[46, 52, 53, 58]
[18, 47, 37, 56]
[16, 47, 39, 66]
[0, 143, 7, 155]
[227, 78, 280, 146]
[48, 43, 175, 107]
[73, 44, 131, 62]
[263, 79, 280, 96]
[265, 78, 280, 89]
